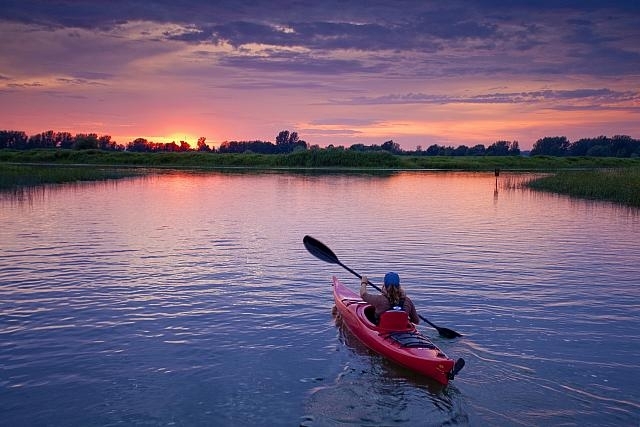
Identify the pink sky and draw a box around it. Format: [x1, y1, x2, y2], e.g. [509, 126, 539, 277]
[1, 1, 639, 150]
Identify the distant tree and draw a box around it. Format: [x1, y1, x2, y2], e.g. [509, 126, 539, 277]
[127, 138, 150, 152]
[42, 130, 57, 148]
[453, 145, 468, 156]
[26, 133, 43, 149]
[0, 130, 28, 149]
[219, 140, 279, 154]
[275, 130, 291, 152]
[276, 130, 291, 145]
[97, 135, 113, 150]
[164, 141, 179, 152]
[530, 136, 570, 156]
[275, 130, 307, 153]
[567, 135, 640, 157]
[58, 132, 74, 149]
[197, 137, 210, 152]
[424, 144, 454, 155]
[250, 140, 277, 153]
[508, 141, 520, 156]
[73, 133, 99, 150]
[381, 140, 402, 153]
[349, 143, 367, 152]
[611, 135, 637, 157]
[570, 136, 603, 156]
[425, 144, 443, 156]
[293, 139, 308, 152]
[443, 146, 456, 156]
[467, 144, 486, 156]
[586, 145, 611, 157]
[486, 140, 511, 156]
[218, 140, 233, 152]
[27, 130, 57, 148]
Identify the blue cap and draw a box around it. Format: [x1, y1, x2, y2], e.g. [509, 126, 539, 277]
[384, 272, 400, 287]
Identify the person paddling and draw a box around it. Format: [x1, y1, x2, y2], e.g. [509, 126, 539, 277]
[360, 272, 420, 324]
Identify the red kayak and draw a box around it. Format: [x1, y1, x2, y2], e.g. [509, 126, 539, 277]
[332, 276, 461, 385]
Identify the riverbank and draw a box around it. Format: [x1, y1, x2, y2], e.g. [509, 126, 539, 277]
[1, 148, 639, 170]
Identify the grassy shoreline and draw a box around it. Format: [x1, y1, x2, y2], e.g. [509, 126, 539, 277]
[2, 148, 639, 170]
[2, 149, 639, 207]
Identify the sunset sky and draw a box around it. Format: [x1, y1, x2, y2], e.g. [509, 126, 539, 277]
[1, 1, 639, 150]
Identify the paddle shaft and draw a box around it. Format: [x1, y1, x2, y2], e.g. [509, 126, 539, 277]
[420, 315, 441, 329]
[337, 261, 385, 293]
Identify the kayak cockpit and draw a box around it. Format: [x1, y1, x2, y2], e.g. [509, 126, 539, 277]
[361, 305, 413, 332]
[357, 304, 414, 333]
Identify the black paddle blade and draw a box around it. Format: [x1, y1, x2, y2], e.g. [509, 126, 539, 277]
[448, 358, 465, 380]
[420, 315, 463, 339]
[438, 327, 463, 339]
[303, 235, 340, 265]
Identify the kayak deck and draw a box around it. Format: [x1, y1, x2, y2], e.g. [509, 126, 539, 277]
[332, 276, 457, 385]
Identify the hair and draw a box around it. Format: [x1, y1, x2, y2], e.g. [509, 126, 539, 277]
[385, 285, 405, 306]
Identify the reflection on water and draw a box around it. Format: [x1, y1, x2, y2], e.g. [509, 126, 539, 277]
[1, 170, 639, 426]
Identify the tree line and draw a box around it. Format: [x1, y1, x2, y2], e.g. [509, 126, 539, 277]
[0, 130, 123, 151]
[216, 131, 308, 154]
[0, 129, 308, 154]
[408, 140, 521, 156]
[530, 135, 640, 157]
[1, 129, 638, 157]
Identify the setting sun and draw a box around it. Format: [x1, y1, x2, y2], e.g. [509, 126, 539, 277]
[154, 132, 200, 144]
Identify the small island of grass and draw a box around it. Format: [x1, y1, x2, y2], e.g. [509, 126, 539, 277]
[526, 167, 640, 207]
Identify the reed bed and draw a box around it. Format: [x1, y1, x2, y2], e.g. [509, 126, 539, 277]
[0, 164, 142, 190]
[526, 167, 640, 207]
[2, 148, 639, 170]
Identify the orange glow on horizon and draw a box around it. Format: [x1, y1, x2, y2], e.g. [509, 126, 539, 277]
[114, 131, 208, 146]
[306, 102, 640, 148]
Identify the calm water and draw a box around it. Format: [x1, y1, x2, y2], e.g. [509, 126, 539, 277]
[1, 170, 639, 426]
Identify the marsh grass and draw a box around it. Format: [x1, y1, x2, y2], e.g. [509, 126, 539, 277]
[2, 148, 640, 170]
[0, 164, 142, 190]
[526, 167, 640, 207]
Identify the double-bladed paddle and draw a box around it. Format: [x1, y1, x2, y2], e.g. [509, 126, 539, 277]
[303, 235, 462, 339]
